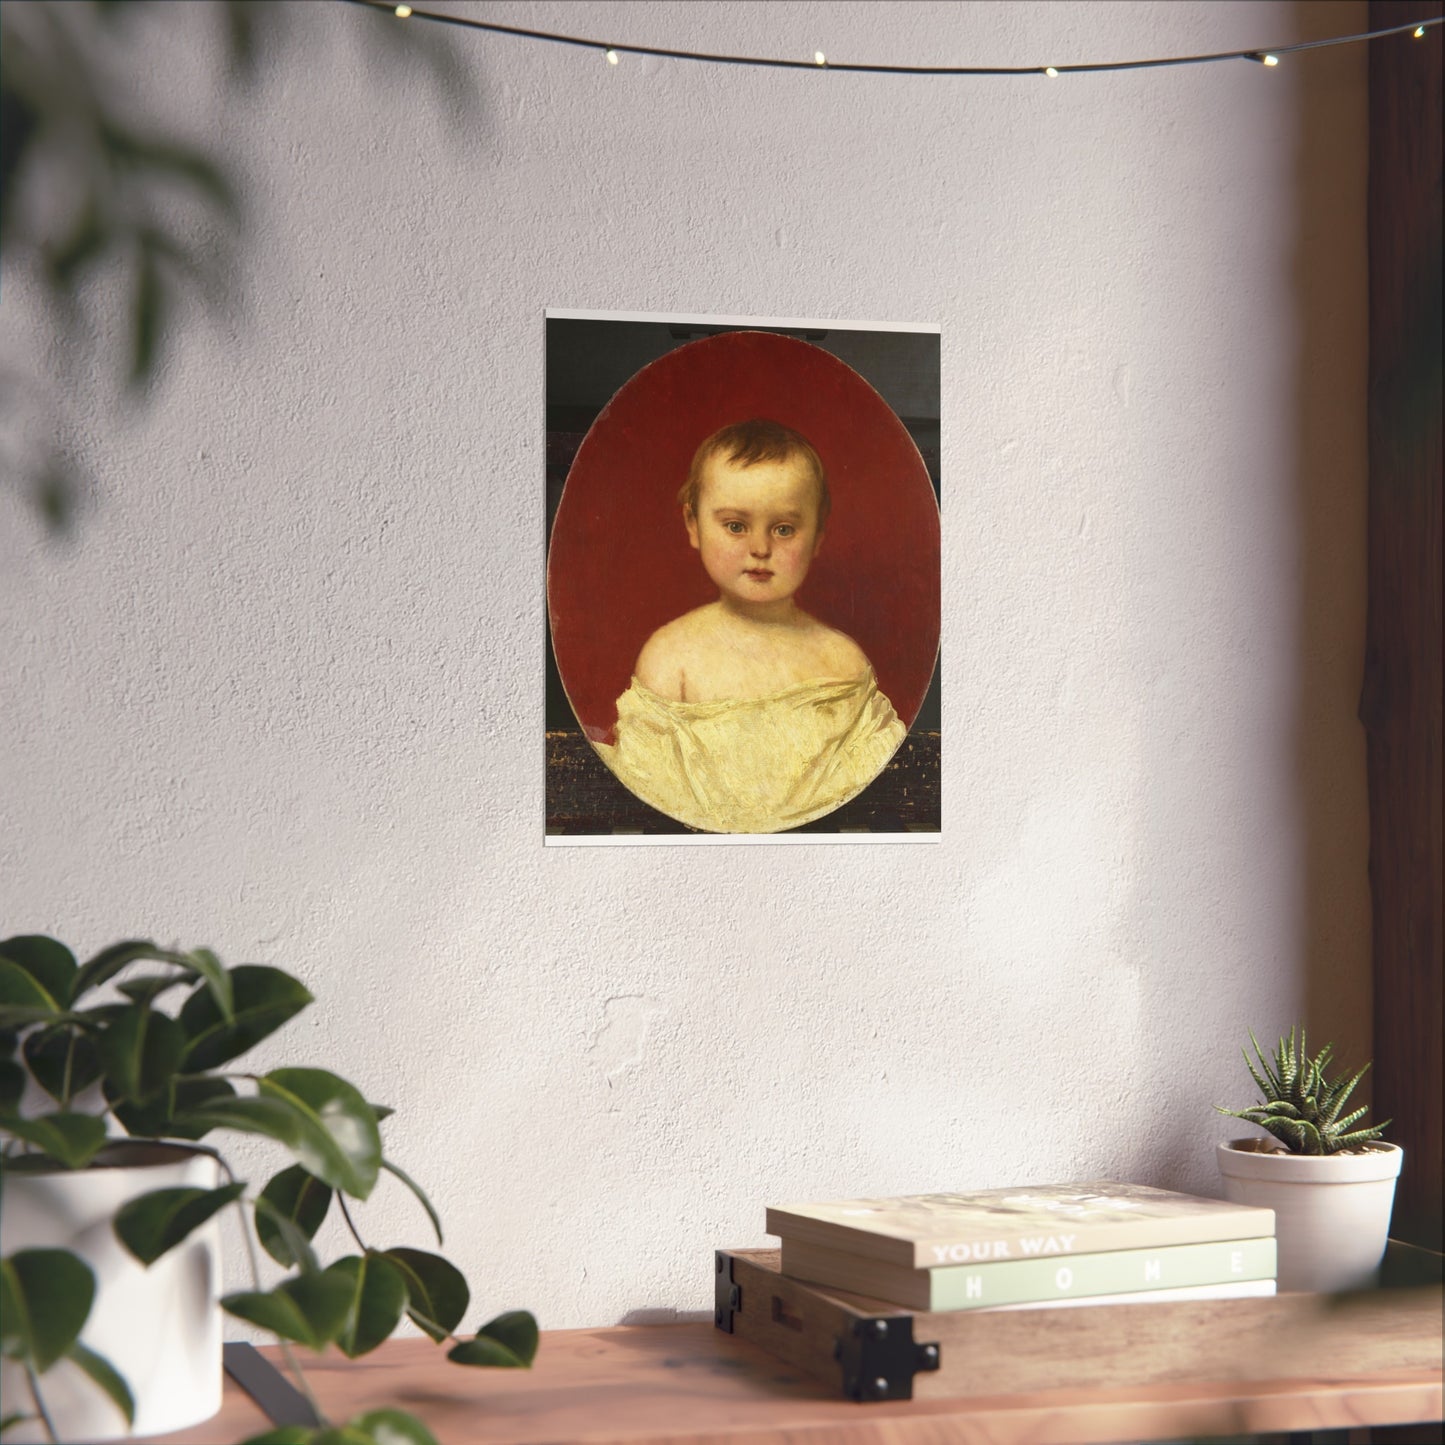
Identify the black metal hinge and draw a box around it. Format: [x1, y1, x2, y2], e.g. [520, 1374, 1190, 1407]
[833, 1313, 941, 1401]
[714, 1250, 742, 1332]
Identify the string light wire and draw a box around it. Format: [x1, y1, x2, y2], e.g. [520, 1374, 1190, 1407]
[347, 1, 1441, 76]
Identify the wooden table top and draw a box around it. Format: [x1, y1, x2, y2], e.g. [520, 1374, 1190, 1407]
[149, 1320, 1443, 1445]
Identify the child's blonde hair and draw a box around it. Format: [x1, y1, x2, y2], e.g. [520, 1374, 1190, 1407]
[679, 419, 831, 531]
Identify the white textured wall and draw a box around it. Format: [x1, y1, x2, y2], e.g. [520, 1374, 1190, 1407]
[0, 1, 1369, 1330]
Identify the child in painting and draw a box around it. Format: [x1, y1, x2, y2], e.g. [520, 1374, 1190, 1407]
[595, 419, 905, 833]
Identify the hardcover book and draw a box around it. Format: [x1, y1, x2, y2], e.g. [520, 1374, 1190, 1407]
[766, 1181, 1275, 1270]
[778, 1234, 1278, 1310]
[982, 1278, 1276, 1310]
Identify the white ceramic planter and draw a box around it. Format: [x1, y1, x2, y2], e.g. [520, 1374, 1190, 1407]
[0, 1141, 224, 1442]
[1216, 1137, 1403, 1294]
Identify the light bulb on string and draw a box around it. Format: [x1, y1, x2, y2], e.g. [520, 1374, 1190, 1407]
[339, 2, 1442, 80]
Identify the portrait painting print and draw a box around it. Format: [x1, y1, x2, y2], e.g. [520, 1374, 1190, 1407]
[545, 310, 940, 844]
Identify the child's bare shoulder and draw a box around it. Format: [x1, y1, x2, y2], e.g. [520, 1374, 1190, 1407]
[633, 608, 717, 698]
[805, 618, 872, 679]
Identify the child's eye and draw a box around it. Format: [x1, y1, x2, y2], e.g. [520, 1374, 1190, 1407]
[724, 521, 746, 534]
[774, 524, 795, 538]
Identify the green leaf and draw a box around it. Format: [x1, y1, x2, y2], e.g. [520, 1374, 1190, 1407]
[256, 1165, 332, 1268]
[259, 1070, 381, 1201]
[97, 1006, 187, 1103]
[106, 1073, 238, 1142]
[179, 966, 312, 1071]
[252, 1196, 321, 1277]
[326, 1253, 407, 1359]
[1332, 1121, 1392, 1151]
[380, 1158, 442, 1246]
[369, 1103, 394, 1122]
[67, 1340, 135, 1426]
[181, 949, 233, 1023]
[113, 1182, 245, 1265]
[1330, 1104, 1371, 1134]
[0, 1060, 25, 1114]
[73, 1003, 131, 1032]
[351, 1409, 441, 1445]
[0, 938, 76, 1008]
[0, 1112, 108, 1168]
[0, 1249, 95, 1371]
[381, 1248, 468, 1342]
[0, 960, 60, 1028]
[477, 1309, 538, 1365]
[171, 1095, 310, 1158]
[0, 1260, 23, 1358]
[222, 1272, 353, 1351]
[146, 1076, 241, 1142]
[116, 975, 191, 1008]
[177, 1082, 379, 1200]
[309, 1430, 374, 1445]
[104, 1076, 171, 1140]
[23, 1026, 102, 1103]
[447, 1310, 538, 1369]
[1, 1414, 37, 1435]
[71, 941, 177, 1001]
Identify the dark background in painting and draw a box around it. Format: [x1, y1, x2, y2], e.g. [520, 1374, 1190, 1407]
[545, 318, 941, 747]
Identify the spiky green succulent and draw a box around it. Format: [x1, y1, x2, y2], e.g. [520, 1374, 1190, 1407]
[1216, 1025, 1391, 1156]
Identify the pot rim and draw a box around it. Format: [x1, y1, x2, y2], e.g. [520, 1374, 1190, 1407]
[1217, 1136, 1403, 1182]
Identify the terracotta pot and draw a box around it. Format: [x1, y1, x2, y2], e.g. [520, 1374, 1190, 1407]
[1216, 1137, 1403, 1293]
[0, 1140, 224, 1441]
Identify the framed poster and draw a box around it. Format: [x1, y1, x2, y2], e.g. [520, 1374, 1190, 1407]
[545, 310, 940, 844]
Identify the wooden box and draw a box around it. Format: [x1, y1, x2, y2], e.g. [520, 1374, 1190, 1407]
[715, 1242, 1445, 1404]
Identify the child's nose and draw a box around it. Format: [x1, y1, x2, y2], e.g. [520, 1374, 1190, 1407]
[750, 533, 772, 557]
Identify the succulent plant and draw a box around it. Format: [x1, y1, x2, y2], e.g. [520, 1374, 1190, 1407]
[1216, 1025, 1391, 1156]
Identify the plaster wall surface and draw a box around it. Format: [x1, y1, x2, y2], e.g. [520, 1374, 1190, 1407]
[0, 0, 1371, 1330]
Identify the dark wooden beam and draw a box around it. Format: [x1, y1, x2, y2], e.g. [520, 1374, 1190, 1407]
[1364, 0, 1443, 1268]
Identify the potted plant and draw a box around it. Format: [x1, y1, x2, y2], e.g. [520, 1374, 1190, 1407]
[1215, 1024, 1402, 1293]
[0, 934, 537, 1444]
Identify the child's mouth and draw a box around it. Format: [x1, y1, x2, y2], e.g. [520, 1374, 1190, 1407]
[744, 569, 774, 580]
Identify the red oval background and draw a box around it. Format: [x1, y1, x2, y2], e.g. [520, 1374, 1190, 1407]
[547, 331, 940, 742]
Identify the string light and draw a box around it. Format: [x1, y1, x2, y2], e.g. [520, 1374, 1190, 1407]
[339, 2, 1443, 78]
[393, 3, 410, 16]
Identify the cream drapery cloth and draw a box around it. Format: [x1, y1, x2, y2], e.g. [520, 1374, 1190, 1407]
[595, 670, 906, 833]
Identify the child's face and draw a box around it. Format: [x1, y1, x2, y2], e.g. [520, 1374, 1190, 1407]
[685, 450, 824, 610]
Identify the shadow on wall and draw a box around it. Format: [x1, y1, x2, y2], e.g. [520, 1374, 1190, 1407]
[1288, 0, 1373, 1088]
[1130, 0, 1373, 1198]
[0, 0, 474, 536]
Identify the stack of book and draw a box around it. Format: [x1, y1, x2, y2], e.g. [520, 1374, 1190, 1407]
[766, 1181, 1277, 1312]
